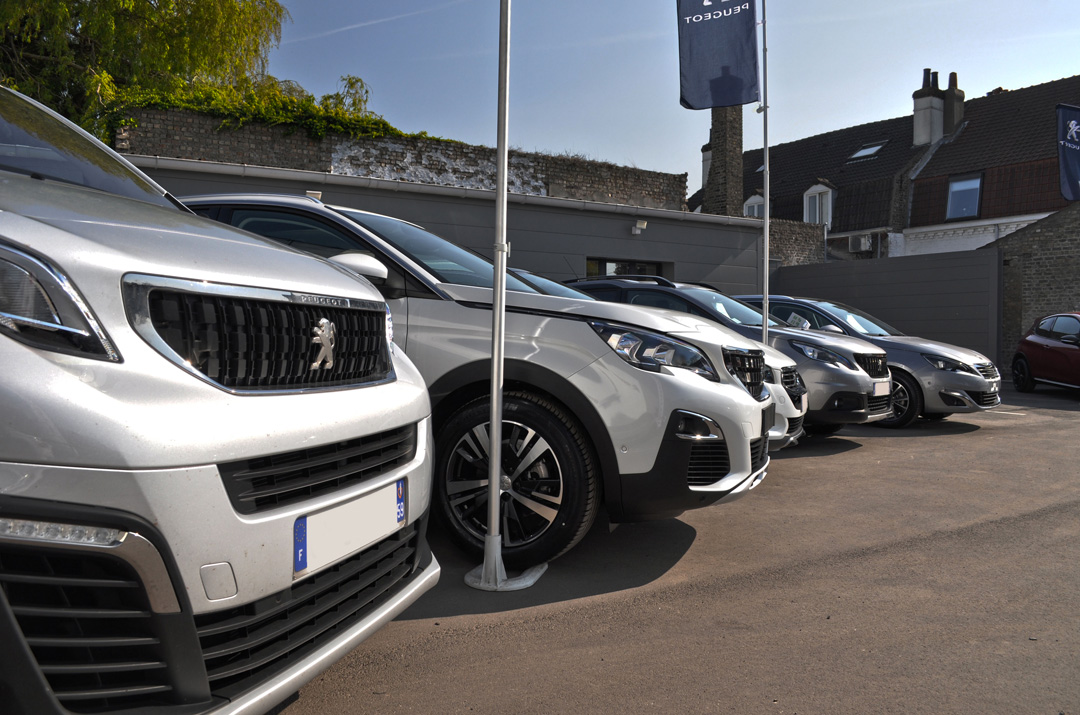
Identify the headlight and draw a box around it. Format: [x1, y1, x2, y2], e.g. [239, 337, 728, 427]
[764, 364, 779, 384]
[922, 354, 976, 374]
[0, 242, 119, 361]
[789, 340, 854, 369]
[589, 320, 718, 381]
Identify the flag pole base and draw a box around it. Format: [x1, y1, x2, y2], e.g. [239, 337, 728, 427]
[465, 533, 547, 591]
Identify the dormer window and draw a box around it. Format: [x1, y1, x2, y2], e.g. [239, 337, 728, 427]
[803, 184, 833, 227]
[743, 196, 765, 218]
[946, 174, 981, 220]
[848, 141, 887, 161]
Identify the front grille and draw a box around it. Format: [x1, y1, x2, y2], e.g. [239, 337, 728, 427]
[723, 348, 766, 400]
[749, 436, 769, 471]
[195, 524, 419, 700]
[780, 366, 808, 400]
[968, 390, 1001, 407]
[786, 415, 805, 436]
[868, 394, 892, 413]
[0, 544, 173, 713]
[974, 362, 1000, 380]
[854, 353, 890, 378]
[148, 289, 390, 390]
[687, 443, 730, 487]
[218, 425, 418, 515]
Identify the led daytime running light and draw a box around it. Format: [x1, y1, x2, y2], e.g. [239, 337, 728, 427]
[0, 517, 122, 546]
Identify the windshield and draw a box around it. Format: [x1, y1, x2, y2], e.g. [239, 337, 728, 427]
[0, 88, 172, 207]
[815, 301, 901, 336]
[681, 286, 784, 327]
[511, 270, 595, 299]
[334, 208, 537, 293]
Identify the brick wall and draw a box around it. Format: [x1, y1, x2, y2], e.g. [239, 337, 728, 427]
[993, 201, 1080, 366]
[769, 218, 824, 266]
[115, 109, 687, 210]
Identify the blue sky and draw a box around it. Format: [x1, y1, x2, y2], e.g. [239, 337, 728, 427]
[267, 0, 1078, 194]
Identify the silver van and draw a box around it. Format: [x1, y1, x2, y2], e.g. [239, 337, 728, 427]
[0, 88, 438, 714]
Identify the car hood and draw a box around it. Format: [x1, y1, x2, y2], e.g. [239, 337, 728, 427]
[0, 175, 380, 300]
[438, 283, 764, 352]
[767, 325, 886, 356]
[873, 335, 993, 365]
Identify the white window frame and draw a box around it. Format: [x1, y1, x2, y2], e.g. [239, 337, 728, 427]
[743, 196, 765, 218]
[945, 175, 982, 220]
[803, 184, 833, 227]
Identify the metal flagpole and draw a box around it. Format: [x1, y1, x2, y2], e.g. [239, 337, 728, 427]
[466, 0, 546, 591]
[760, 0, 770, 346]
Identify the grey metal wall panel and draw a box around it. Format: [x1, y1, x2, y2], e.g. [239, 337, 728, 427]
[144, 164, 766, 294]
[770, 250, 1002, 361]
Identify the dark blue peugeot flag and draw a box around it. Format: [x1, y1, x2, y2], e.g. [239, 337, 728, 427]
[1059, 104, 1080, 201]
[677, 0, 759, 109]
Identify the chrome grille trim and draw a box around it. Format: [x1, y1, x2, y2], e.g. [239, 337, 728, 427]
[974, 362, 1000, 380]
[854, 353, 890, 378]
[124, 274, 393, 394]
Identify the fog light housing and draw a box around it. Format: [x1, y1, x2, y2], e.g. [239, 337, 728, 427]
[674, 411, 725, 441]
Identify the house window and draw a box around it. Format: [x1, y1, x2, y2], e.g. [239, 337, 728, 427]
[743, 196, 765, 218]
[586, 258, 661, 277]
[803, 185, 832, 227]
[848, 141, 887, 161]
[946, 175, 981, 220]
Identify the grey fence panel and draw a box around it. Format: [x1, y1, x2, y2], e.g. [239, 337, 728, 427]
[769, 250, 1002, 362]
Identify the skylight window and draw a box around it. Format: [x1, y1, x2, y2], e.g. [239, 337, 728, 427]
[848, 141, 887, 160]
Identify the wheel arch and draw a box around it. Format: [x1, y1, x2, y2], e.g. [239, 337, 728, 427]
[427, 359, 622, 518]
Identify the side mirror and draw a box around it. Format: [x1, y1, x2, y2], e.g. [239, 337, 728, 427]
[1061, 334, 1080, 346]
[819, 324, 844, 334]
[328, 252, 388, 281]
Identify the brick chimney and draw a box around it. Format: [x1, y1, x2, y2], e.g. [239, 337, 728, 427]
[701, 105, 743, 215]
[912, 68, 945, 146]
[943, 71, 965, 135]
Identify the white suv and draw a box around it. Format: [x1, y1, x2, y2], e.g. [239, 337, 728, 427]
[0, 88, 438, 714]
[185, 195, 778, 568]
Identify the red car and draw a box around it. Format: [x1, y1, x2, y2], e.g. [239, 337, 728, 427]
[1012, 312, 1080, 391]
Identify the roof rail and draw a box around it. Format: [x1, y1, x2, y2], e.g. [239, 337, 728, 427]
[565, 275, 678, 287]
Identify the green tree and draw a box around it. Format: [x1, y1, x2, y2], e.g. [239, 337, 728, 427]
[0, 0, 288, 124]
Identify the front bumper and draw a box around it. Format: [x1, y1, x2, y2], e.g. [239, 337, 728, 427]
[0, 487, 438, 715]
[916, 364, 1002, 414]
[797, 361, 892, 425]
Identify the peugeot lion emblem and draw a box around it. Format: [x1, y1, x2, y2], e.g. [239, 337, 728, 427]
[310, 318, 336, 370]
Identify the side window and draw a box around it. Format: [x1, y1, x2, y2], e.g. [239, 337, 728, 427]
[776, 304, 825, 330]
[578, 286, 621, 302]
[1051, 315, 1080, 339]
[1036, 317, 1057, 337]
[627, 290, 694, 314]
[230, 208, 359, 258]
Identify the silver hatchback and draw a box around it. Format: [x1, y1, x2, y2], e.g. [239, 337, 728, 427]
[744, 295, 1002, 427]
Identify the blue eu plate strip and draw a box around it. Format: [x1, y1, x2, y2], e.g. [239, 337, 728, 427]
[293, 516, 307, 572]
[396, 479, 406, 524]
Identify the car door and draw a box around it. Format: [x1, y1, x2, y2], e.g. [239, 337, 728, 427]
[1046, 315, 1080, 384]
[1025, 316, 1060, 382]
[217, 205, 418, 349]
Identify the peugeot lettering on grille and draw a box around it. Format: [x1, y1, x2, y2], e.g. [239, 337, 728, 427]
[311, 318, 336, 370]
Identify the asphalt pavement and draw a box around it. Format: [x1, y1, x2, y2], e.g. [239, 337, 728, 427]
[284, 384, 1080, 714]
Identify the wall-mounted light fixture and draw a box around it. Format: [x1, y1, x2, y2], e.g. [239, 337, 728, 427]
[631, 219, 647, 235]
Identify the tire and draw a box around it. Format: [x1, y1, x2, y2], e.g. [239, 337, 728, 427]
[434, 391, 599, 570]
[1012, 356, 1036, 392]
[877, 371, 922, 429]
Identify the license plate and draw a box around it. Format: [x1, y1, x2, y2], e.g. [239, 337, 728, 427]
[873, 381, 891, 397]
[761, 403, 776, 437]
[293, 478, 406, 577]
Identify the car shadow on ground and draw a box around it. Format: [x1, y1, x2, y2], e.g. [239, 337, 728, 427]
[399, 511, 696, 620]
[998, 385, 1080, 412]
[771, 434, 865, 459]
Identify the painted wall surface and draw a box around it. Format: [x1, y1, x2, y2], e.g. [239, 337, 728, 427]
[771, 250, 1001, 362]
